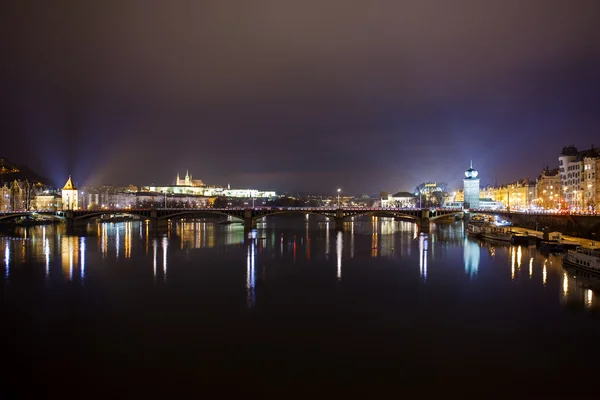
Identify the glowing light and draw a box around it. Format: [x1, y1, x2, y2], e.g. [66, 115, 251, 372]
[517, 246, 522, 269]
[336, 231, 343, 280]
[586, 289, 593, 308]
[115, 225, 120, 259]
[4, 241, 9, 279]
[80, 237, 86, 282]
[152, 238, 157, 281]
[511, 247, 516, 280]
[543, 262, 547, 285]
[463, 237, 480, 280]
[529, 257, 533, 278]
[246, 238, 256, 308]
[350, 222, 355, 259]
[562, 270, 568, 296]
[69, 244, 73, 281]
[162, 236, 168, 283]
[44, 238, 50, 279]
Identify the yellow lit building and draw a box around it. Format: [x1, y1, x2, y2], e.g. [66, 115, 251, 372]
[61, 176, 79, 210]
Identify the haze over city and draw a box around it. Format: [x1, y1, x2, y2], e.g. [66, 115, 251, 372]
[1, 1, 599, 193]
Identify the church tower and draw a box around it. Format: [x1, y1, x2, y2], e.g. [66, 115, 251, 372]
[62, 176, 78, 210]
[463, 161, 480, 209]
[185, 170, 190, 186]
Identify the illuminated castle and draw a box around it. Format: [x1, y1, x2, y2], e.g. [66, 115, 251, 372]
[175, 170, 204, 187]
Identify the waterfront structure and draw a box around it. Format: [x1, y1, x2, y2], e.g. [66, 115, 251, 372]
[0, 179, 42, 211]
[583, 156, 600, 210]
[494, 179, 536, 211]
[61, 176, 78, 210]
[415, 182, 447, 207]
[33, 193, 61, 211]
[536, 167, 562, 209]
[380, 191, 417, 208]
[559, 145, 600, 210]
[463, 161, 480, 209]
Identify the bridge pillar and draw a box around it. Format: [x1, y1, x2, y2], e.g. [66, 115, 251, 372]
[335, 209, 345, 231]
[243, 209, 257, 230]
[418, 209, 430, 233]
[418, 218, 431, 233]
[64, 212, 87, 235]
[150, 211, 168, 231]
[244, 218, 257, 230]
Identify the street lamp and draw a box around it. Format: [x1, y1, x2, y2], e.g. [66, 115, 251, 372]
[337, 188, 341, 208]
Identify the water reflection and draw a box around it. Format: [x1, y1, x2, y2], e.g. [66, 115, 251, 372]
[463, 237, 480, 279]
[80, 237, 86, 282]
[419, 233, 428, 281]
[247, 232, 256, 308]
[162, 236, 168, 283]
[2, 219, 599, 312]
[61, 236, 79, 281]
[336, 231, 343, 280]
[4, 240, 9, 279]
[561, 266, 600, 310]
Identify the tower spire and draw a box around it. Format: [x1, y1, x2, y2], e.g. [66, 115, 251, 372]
[470, 159, 473, 169]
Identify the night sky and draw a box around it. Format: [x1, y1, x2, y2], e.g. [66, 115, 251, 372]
[1, 1, 599, 194]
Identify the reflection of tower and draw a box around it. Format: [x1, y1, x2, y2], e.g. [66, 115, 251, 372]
[463, 161, 480, 209]
[246, 238, 256, 308]
[60, 236, 79, 281]
[419, 233, 428, 281]
[463, 237, 480, 279]
[336, 231, 343, 280]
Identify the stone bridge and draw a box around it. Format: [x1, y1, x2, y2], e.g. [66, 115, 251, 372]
[0, 207, 464, 232]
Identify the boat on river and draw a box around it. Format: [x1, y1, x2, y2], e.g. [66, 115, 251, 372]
[563, 246, 600, 274]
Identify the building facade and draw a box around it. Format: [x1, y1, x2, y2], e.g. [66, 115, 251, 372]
[463, 161, 480, 209]
[61, 176, 79, 210]
[559, 146, 600, 210]
[535, 167, 562, 210]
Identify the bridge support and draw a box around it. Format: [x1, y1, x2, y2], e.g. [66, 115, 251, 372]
[149, 211, 168, 231]
[243, 209, 257, 230]
[418, 209, 430, 233]
[334, 209, 345, 231]
[65, 213, 87, 235]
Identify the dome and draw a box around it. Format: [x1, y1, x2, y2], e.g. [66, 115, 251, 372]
[464, 161, 478, 179]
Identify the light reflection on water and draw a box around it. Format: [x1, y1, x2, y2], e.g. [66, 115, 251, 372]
[0, 218, 599, 312]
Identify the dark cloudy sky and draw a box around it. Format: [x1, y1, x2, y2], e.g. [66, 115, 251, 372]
[1, 1, 599, 194]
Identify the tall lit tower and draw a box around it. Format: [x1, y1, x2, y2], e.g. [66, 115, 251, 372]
[463, 160, 480, 209]
[62, 176, 78, 210]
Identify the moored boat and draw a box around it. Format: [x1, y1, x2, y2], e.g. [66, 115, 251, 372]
[563, 246, 600, 274]
[480, 225, 513, 242]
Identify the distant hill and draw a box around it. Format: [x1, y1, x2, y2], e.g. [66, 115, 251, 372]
[0, 157, 54, 187]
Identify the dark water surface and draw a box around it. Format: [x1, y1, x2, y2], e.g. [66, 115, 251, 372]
[2, 216, 600, 397]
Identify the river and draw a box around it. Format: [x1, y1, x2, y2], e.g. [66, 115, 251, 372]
[2, 216, 599, 396]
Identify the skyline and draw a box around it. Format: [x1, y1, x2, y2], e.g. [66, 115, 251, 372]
[1, 1, 599, 193]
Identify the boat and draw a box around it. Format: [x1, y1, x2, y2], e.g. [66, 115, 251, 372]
[538, 231, 582, 252]
[562, 246, 600, 274]
[466, 215, 494, 238]
[480, 225, 514, 243]
[511, 231, 536, 245]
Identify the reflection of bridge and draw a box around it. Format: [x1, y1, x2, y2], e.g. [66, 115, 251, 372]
[0, 207, 464, 232]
